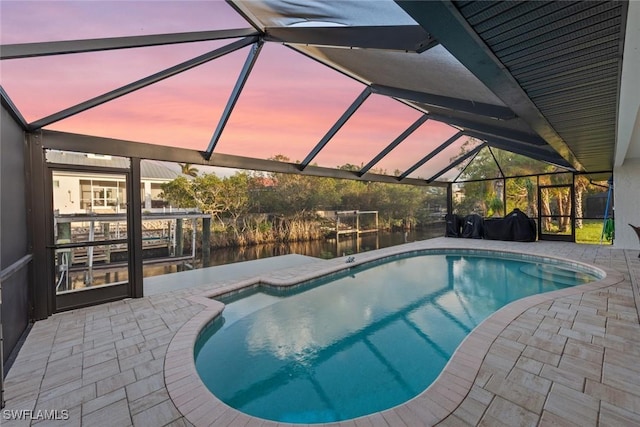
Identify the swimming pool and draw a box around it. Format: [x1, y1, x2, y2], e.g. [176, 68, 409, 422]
[194, 251, 599, 424]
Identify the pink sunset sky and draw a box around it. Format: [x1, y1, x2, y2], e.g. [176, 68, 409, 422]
[0, 0, 462, 176]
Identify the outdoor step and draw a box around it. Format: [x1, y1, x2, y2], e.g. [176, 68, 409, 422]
[519, 264, 588, 286]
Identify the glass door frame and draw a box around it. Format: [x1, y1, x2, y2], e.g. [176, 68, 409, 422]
[537, 183, 575, 242]
[46, 163, 137, 311]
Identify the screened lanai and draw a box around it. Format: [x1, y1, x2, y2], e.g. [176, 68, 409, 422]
[4, 0, 624, 183]
[1, 0, 640, 396]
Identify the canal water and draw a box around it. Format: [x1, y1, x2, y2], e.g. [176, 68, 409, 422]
[143, 224, 444, 279]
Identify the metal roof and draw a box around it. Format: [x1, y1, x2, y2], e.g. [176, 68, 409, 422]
[45, 151, 186, 181]
[1, 0, 630, 183]
[453, 0, 626, 172]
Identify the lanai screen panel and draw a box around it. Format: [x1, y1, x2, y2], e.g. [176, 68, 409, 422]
[490, 147, 564, 177]
[1, 40, 239, 125]
[437, 157, 476, 182]
[233, 0, 508, 109]
[455, 147, 503, 182]
[1, 1, 247, 43]
[298, 45, 506, 108]
[213, 42, 364, 163]
[406, 136, 485, 181]
[371, 121, 461, 176]
[38, 45, 251, 151]
[312, 94, 423, 169]
[409, 136, 483, 181]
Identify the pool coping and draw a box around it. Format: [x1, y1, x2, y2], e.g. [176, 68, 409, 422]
[164, 245, 626, 426]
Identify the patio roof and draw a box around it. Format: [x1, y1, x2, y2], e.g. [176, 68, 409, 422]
[0, 0, 633, 184]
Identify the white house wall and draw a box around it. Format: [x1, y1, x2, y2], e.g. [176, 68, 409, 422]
[53, 172, 171, 214]
[615, 0, 640, 165]
[613, 158, 640, 250]
[52, 172, 84, 214]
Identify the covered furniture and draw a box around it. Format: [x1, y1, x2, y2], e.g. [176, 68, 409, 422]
[484, 209, 537, 242]
[445, 214, 463, 237]
[461, 214, 484, 239]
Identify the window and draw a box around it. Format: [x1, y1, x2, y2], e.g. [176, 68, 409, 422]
[80, 179, 126, 212]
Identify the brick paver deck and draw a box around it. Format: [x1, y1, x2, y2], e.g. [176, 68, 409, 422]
[3, 238, 639, 426]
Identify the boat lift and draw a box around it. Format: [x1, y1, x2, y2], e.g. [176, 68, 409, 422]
[54, 211, 210, 291]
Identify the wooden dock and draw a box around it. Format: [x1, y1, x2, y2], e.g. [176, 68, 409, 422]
[334, 210, 379, 237]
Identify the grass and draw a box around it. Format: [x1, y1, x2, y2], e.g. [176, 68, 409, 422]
[576, 219, 611, 245]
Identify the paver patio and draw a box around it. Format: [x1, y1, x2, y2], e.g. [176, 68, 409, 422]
[3, 238, 640, 426]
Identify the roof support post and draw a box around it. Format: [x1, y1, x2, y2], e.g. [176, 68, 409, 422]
[300, 87, 371, 170]
[398, 131, 463, 180]
[205, 40, 264, 157]
[359, 115, 429, 176]
[129, 157, 144, 298]
[27, 132, 53, 319]
[28, 36, 258, 130]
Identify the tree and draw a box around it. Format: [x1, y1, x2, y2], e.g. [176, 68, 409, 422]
[252, 155, 341, 214]
[179, 163, 199, 177]
[217, 173, 251, 236]
[538, 174, 574, 233]
[506, 177, 537, 217]
[159, 176, 197, 209]
[268, 172, 339, 214]
[381, 183, 425, 228]
[160, 172, 253, 227]
[574, 175, 590, 229]
[161, 173, 224, 222]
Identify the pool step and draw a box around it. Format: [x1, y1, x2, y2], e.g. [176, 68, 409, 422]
[519, 264, 587, 286]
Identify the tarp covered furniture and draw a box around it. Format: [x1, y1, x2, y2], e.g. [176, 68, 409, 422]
[445, 214, 463, 237]
[461, 214, 484, 239]
[484, 209, 537, 242]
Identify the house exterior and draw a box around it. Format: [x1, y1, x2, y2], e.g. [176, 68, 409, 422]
[47, 151, 186, 214]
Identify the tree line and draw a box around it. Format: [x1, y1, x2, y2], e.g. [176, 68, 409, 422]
[166, 147, 611, 247]
[161, 157, 447, 247]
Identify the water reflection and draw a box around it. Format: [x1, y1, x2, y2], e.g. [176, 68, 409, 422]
[195, 253, 596, 423]
[144, 226, 443, 278]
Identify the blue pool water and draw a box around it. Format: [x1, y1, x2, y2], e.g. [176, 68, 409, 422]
[194, 252, 598, 424]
